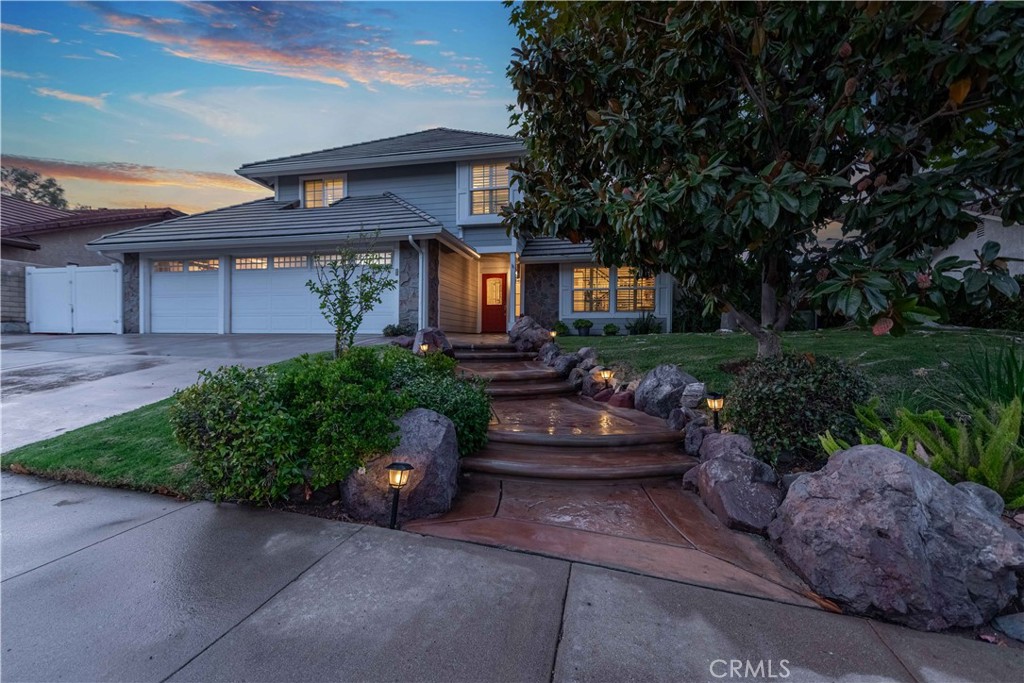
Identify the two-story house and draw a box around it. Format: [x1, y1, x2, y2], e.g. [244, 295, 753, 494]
[87, 128, 675, 335]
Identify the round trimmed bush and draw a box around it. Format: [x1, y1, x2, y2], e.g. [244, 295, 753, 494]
[729, 353, 871, 463]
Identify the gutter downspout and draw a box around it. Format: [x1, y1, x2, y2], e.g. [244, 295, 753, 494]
[407, 236, 427, 330]
[96, 250, 124, 264]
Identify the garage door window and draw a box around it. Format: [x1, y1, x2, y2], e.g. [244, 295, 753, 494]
[235, 257, 268, 270]
[153, 260, 183, 273]
[274, 256, 308, 269]
[189, 259, 219, 272]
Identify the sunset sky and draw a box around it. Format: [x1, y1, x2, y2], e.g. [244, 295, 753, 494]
[1, 1, 518, 214]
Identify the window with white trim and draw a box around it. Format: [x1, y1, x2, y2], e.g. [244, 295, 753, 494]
[273, 256, 308, 269]
[153, 260, 183, 273]
[572, 267, 610, 312]
[235, 257, 268, 270]
[303, 176, 346, 208]
[314, 252, 393, 267]
[189, 259, 219, 272]
[615, 267, 656, 312]
[470, 162, 509, 215]
[572, 266, 656, 314]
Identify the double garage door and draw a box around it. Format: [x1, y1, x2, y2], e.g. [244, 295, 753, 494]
[150, 253, 398, 334]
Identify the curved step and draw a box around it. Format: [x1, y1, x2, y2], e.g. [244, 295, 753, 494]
[454, 351, 538, 361]
[451, 342, 517, 351]
[459, 361, 561, 382]
[463, 445, 697, 480]
[488, 429, 681, 447]
[486, 381, 575, 398]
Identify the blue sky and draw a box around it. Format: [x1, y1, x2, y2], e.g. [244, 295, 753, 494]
[1, 1, 518, 213]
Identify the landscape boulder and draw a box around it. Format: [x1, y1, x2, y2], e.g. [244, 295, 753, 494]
[592, 388, 614, 402]
[769, 445, 1024, 631]
[567, 366, 587, 392]
[955, 481, 1004, 517]
[682, 467, 700, 492]
[581, 368, 613, 398]
[634, 364, 699, 419]
[679, 382, 707, 409]
[696, 452, 782, 534]
[684, 421, 713, 456]
[667, 407, 701, 432]
[341, 408, 459, 525]
[552, 352, 582, 378]
[539, 341, 561, 365]
[607, 390, 635, 409]
[698, 432, 754, 463]
[413, 327, 454, 358]
[508, 316, 551, 352]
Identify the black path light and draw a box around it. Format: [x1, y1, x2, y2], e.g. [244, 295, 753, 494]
[386, 462, 414, 529]
[549, 329, 557, 340]
[597, 368, 614, 389]
[706, 393, 725, 431]
[418, 342, 429, 355]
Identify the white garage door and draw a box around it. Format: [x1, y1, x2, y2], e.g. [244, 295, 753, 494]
[230, 253, 398, 334]
[150, 259, 220, 333]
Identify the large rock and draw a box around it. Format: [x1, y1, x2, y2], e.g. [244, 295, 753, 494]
[684, 421, 712, 456]
[581, 368, 612, 397]
[552, 352, 582, 378]
[634, 364, 699, 418]
[508, 315, 551, 352]
[769, 445, 1024, 631]
[567, 366, 587, 392]
[667, 407, 700, 432]
[607, 390, 635, 409]
[696, 452, 782, 535]
[698, 432, 754, 463]
[955, 481, 1004, 516]
[413, 327, 454, 358]
[341, 409, 459, 525]
[539, 341, 561, 365]
[679, 382, 707, 409]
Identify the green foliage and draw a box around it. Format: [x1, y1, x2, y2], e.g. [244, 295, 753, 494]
[949, 276, 1024, 331]
[382, 322, 416, 337]
[402, 374, 491, 456]
[729, 353, 871, 462]
[1, 166, 69, 209]
[553, 321, 571, 336]
[505, 2, 1024, 356]
[625, 312, 663, 335]
[307, 243, 398, 358]
[927, 342, 1024, 417]
[572, 318, 594, 330]
[603, 323, 620, 336]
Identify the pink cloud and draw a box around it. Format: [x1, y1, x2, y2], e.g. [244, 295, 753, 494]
[33, 87, 106, 110]
[1, 22, 51, 36]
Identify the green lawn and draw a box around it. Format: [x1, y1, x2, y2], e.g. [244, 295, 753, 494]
[559, 327, 1019, 410]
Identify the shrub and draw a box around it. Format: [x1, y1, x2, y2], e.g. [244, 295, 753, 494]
[729, 353, 871, 463]
[948, 275, 1024, 331]
[603, 323, 619, 336]
[572, 318, 594, 330]
[927, 342, 1024, 418]
[402, 374, 491, 456]
[382, 322, 416, 337]
[553, 321, 571, 336]
[625, 312, 663, 335]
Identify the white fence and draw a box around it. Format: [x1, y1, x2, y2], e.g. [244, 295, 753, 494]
[26, 264, 122, 334]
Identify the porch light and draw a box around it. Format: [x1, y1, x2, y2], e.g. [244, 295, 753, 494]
[385, 462, 415, 530]
[418, 342, 430, 355]
[706, 393, 725, 431]
[597, 368, 614, 388]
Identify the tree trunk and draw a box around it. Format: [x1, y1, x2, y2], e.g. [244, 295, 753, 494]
[335, 330, 343, 359]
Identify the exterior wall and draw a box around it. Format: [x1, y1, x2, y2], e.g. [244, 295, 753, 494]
[522, 263, 559, 328]
[438, 247, 478, 333]
[122, 253, 140, 334]
[426, 241, 440, 327]
[1, 259, 39, 333]
[933, 215, 1024, 277]
[462, 225, 515, 253]
[276, 163, 458, 231]
[398, 241, 420, 329]
[1, 225, 124, 267]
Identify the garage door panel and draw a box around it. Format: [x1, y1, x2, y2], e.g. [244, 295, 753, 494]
[151, 269, 218, 333]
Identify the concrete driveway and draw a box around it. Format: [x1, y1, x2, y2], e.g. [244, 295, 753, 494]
[2, 473, 1020, 683]
[0, 333, 360, 452]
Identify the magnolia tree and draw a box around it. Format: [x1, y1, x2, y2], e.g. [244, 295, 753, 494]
[307, 240, 397, 358]
[503, 1, 1024, 357]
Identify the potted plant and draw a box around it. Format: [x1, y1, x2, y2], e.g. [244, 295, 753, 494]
[603, 323, 619, 336]
[573, 319, 594, 336]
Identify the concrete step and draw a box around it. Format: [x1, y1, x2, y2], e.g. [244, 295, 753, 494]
[486, 381, 575, 398]
[453, 351, 538, 361]
[463, 443, 697, 480]
[450, 341, 517, 351]
[487, 426, 681, 448]
[461, 364, 561, 383]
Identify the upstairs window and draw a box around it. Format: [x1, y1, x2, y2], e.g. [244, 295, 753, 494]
[303, 176, 346, 208]
[470, 162, 509, 215]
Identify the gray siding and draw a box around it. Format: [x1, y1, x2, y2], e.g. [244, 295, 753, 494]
[275, 163, 457, 230]
[439, 248, 477, 333]
[463, 225, 514, 252]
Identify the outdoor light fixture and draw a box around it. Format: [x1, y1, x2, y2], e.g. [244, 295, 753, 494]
[418, 342, 429, 355]
[706, 393, 725, 431]
[385, 462, 414, 530]
[549, 330, 557, 339]
[597, 368, 614, 388]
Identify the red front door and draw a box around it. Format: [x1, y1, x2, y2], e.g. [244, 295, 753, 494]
[481, 273, 507, 333]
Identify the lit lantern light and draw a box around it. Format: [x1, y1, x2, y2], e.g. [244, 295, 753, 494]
[385, 462, 415, 529]
[706, 393, 725, 431]
[549, 330, 558, 340]
[419, 343, 430, 355]
[597, 368, 614, 388]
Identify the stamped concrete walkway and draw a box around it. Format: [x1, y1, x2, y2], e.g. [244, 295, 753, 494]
[411, 350, 824, 610]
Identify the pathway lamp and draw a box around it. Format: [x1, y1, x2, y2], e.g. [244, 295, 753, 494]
[385, 462, 415, 530]
[597, 368, 614, 388]
[549, 330, 557, 340]
[418, 342, 430, 355]
[706, 393, 725, 431]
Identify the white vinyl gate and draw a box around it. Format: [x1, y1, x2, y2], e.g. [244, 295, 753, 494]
[25, 264, 122, 334]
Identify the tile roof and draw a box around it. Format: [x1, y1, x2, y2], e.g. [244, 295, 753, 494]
[237, 127, 523, 178]
[3, 206, 184, 237]
[87, 193, 473, 256]
[520, 237, 595, 262]
[0, 195, 75, 230]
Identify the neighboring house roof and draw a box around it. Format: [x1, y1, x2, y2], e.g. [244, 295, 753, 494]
[3, 207, 184, 237]
[520, 237, 595, 263]
[237, 127, 524, 181]
[87, 192, 478, 258]
[0, 194, 75, 229]
[1, 234, 40, 251]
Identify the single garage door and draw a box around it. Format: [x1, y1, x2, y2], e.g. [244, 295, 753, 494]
[231, 252, 398, 334]
[150, 259, 220, 333]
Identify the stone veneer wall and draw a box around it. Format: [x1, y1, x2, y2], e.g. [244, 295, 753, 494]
[122, 253, 140, 334]
[1, 259, 34, 333]
[426, 241, 440, 327]
[398, 241, 420, 328]
[522, 263, 560, 328]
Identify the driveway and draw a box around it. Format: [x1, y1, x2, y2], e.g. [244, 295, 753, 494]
[0, 333, 375, 452]
[1, 473, 1020, 683]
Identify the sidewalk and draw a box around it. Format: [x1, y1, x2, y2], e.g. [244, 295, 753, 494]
[1, 473, 1020, 682]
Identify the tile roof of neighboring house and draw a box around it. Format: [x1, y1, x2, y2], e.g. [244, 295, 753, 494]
[3, 206, 185, 237]
[1, 234, 40, 250]
[87, 193, 478, 258]
[520, 237, 595, 263]
[237, 127, 524, 179]
[0, 194, 75, 229]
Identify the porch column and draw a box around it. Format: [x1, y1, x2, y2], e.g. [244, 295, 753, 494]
[508, 252, 518, 330]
